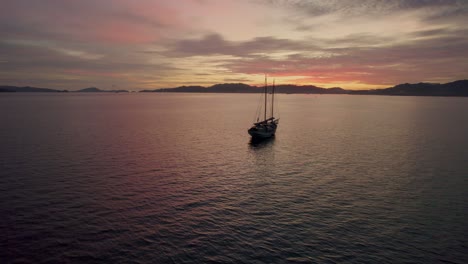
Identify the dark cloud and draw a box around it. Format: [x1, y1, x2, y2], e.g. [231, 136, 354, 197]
[264, 0, 466, 16]
[410, 28, 452, 37]
[267, 0, 468, 34]
[320, 34, 394, 46]
[166, 33, 316, 57]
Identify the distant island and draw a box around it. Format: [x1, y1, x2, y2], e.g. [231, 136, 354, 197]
[1, 80, 467, 97]
[0, 86, 128, 93]
[350, 80, 468, 97]
[77, 87, 129, 93]
[142, 80, 468, 97]
[0, 86, 68, 93]
[141, 83, 348, 94]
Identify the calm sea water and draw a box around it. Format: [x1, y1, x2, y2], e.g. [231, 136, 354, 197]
[1, 93, 467, 263]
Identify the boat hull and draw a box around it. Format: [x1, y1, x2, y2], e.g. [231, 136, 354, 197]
[248, 129, 276, 138]
[248, 119, 278, 138]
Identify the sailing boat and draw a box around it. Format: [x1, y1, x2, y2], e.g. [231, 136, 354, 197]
[248, 76, 279, 138]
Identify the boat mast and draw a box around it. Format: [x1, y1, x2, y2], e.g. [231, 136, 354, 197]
[271, 80, 275, 118]
[264, 74, 267, 121]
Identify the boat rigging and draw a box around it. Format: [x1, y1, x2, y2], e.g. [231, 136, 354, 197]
[248, 76, 279, 139]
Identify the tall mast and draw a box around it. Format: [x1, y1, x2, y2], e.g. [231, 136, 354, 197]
[264, 74, 267, 121]
[271, 79, 275, 118]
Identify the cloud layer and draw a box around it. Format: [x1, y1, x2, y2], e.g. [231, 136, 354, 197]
[1, 0, 467, 90]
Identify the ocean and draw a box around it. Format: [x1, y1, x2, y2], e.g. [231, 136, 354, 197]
[1, 93, 467, 263]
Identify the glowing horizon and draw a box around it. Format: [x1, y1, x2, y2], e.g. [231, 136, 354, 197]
[1, 0, 468, 91]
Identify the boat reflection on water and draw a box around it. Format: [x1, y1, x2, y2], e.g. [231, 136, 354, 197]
[249, 135, 275, 148]
[248, 136, 276, 170]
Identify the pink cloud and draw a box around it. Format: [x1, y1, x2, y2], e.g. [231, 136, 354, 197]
[1, 0, 183, 44]
[217, 33, 468, 87]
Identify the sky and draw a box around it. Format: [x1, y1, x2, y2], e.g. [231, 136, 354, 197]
[1, 0, 468, 91]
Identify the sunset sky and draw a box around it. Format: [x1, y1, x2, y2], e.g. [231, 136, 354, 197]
[1, 0, 468, 90]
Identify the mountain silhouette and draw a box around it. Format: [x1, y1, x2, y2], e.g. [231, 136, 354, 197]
[1, 80, 467, 96]
[77, 87, 128, 93]
[143, 80, 467, 96]
[0, 86, 67, 92]
[141, 83, 348, 94]
[351, 80, 468, 96]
